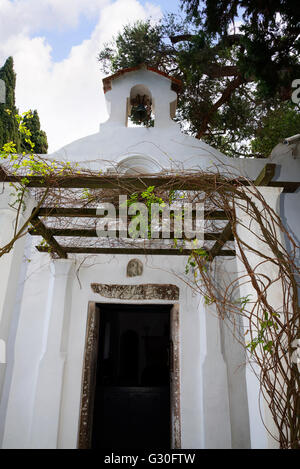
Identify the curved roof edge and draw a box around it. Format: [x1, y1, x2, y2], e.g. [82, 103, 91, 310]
[102, 64, 182, 94]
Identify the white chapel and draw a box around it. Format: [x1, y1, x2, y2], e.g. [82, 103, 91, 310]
[0, 65, 299, 449]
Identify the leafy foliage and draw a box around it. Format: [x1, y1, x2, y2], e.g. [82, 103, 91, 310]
[251, 103, 300, 156]
[98, 20, 175, 74]
[246, 311, 280, 355]
[181, 0, 300, 98]
[98, 2, 300, 158]
[21, 110, 48, 154]
[127, 186, 166, 239]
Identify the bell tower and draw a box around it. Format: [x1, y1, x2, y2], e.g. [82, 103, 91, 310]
[101, 64, 182, 129]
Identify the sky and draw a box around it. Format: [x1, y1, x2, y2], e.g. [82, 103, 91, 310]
[0, 0, 182, 153]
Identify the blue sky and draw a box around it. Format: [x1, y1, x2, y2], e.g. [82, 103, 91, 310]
[34, 0, 181, 62]
[34, 14, 100, 63]
[0, 0, 183, 152]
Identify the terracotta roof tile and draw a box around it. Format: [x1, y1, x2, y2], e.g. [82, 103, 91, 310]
[102, 65, 182, 93]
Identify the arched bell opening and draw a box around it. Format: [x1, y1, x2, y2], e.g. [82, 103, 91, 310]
[127, 84, 154, 127]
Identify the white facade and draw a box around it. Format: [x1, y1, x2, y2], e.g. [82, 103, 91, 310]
[0, 66, 299, 449]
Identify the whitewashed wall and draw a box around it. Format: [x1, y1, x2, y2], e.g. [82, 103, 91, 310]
[0, 67, 299, 449]
[1, 248, 249, 449]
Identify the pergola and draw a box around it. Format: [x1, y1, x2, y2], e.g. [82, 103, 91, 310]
[1, 162, 298, 260]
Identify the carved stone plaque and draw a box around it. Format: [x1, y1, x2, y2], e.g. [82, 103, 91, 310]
[126, 259, 143, 277]
[91, 283, 179, 301]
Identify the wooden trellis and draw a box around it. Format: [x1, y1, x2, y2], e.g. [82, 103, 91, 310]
[1, 163, 298, 260]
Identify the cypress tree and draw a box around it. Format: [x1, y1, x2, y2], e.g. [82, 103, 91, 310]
[0, 57, 20, 150]
[0, 57, 48, 154]
[21, 110, 48, 154]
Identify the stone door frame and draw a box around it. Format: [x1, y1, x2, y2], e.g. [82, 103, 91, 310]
[77, 299, 181, 449]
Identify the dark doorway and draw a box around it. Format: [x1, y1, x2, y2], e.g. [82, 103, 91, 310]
[91, 303, 171, 449]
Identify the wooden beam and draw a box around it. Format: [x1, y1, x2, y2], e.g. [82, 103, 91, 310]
[0, 166, 8, 180]
[209, 222, 233, 261]
[29, 226, 234, 241]
[0, 173, 233, 190]
[36, 245, 236, 257]
[254, 163, 276, 186]
[31, 217, 68, 259]
[35, 207, 230, 220]
[0, 164, 298, 192]
[271, 181, 300, 193]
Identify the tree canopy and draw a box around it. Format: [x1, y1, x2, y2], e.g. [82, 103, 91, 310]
[181, 0, 300, 98]
[98, 1, 300, 158]
[0, 57, 48, 154]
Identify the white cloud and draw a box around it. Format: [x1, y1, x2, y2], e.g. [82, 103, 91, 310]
[0, 0, 109, 39]
[0, 0, 162, 153]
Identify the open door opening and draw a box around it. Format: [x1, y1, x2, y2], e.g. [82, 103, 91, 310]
[91, 303, 172, 449]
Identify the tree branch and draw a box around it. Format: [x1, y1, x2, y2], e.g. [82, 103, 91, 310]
[169, 34, 194, 44]
[169, 33, 244, 47]
[196, 74, 244, 139]
[206, 64, 239, 78]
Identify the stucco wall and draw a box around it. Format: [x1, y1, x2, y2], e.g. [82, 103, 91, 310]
[0, 68, 299, 449]
[1, 249, 251, 449]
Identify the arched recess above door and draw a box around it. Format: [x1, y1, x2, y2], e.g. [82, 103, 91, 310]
[117, 155, 163, 175]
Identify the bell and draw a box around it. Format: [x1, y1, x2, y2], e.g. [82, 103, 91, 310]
[131, 104, 148, 122]
[130, 93, 151, 123]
